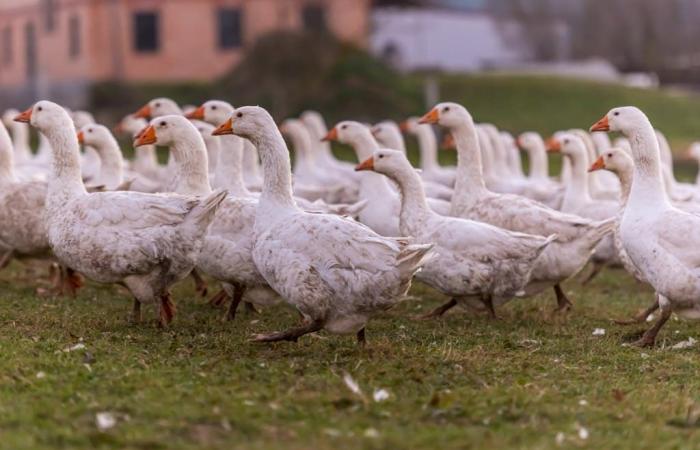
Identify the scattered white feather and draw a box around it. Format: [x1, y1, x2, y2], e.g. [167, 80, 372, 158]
[373, 388, 390, 402]
[95, 412, 117, 431]
[578, 426, 589, 440]
[592, 328, 606, 336]
[343, 372, 363, 397]
[671, 337, 697, 350]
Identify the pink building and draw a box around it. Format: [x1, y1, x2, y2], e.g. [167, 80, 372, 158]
[0, 0, 370, 108]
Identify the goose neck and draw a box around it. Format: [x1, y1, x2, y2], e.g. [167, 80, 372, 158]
[451, 122, 488, 213]
[44, 125, 88, 201]
[217, 134, 250, 197]
[0, 124, 18, 183]
[415, 126, 438, 170]
[390, 167, 431, 234]
[95, 136, 124, 189]
[253, 128, 297, 212]
[527, 140, 549, 179]
[627, 126, 670, 208]
[169, 134, 212, 195]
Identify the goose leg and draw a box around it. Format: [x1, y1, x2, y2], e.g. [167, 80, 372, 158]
[225, 283, 245, 322]
[613, 296, 659, 325]
[158, 292, 177, 327]
[356, 328, 366, 346]
[0, 250, 14, 269]
[553, 284, 573, 312]
[64, 268, 84, 297]
[581, 262, 604, 285]
[190, 269, 208, 298]
[482, 295, 499, 320]
[207, 289, 229, 307]
[417, 298, 458, 320]
[251, 318, 324, 343]
[632, 299, 671, 347]
[131, 298, 142, 324]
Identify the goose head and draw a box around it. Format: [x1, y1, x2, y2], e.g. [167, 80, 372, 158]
[77, 124, 115, 148]
[186, 100, 234, 126]
[687, 142, 700, 161]
[14, 101, 73, 132]
[371, 120, 404, 149]
[418, 102, 472, 129]
[517, 131, 544, 152]
[2, 109, 20, 128]
[546, 133, 587, 161]
[115, 114, 147, 137]
[134, 115, 198, 147]
[355, 148, 407, 178]
[322, 121, 371, 147]
[134, 97, 182, 120]
[589, 147, 633, 176]
[590, 106, 650, 135]
[71, 110, 95, 129]
[210, 106, 275, 143]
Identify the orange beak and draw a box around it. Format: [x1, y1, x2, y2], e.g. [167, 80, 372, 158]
[212, 118, 233, 136]
[590, 115, 610, 132]
[321, 127, 338, 142]
[588, 155, 606, 172]
[355, 156, 374, 171]
[134, 125, 157, 146]
[441, 133, 455, 150]
[77, 131, 85, 144]
[14, 107, 33, 123]
[418, 108, 439, 125]
[399, 121, 410, 132]
[134, 104, 151, 120]
[185, 105, 205, 120]
[545, 137, 561, 152]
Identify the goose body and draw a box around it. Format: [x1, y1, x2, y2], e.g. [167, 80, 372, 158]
[215, 106, 433, 342]
[422, 102, 614, 310]
[359, 148, 555, 315]
[590, 106, 700, 346]
[20, 101, 225, 326]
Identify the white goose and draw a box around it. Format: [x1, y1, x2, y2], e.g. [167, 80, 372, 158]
[401, 117, 456, 187]
[17, 101, 226, 326]
[324, 121, 450, 236]
[547, 133, 621, 282]
[300, 110, 359, 179]
[688, 141, 700, 186]
[516, 131, 564, 209]
[371, 121, 406, 153]
[78, 124, 160, 193]
[588, 148, 659, 324]
[590, 106, 700, 346]
[213, 106, 434, 344]
[135, 114, 281, 320]
[421, 102, 614, 311]
[358, 148, 555, 317]
[115, 114, 166, 182]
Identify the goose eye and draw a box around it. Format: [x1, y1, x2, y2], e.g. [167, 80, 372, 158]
[88, 128, 93, 133]
[341, 125, 347, 130]
[378, 154, 384, 159]
[236, 112, 243, 118]
[155, 102, 161, 108]
[613, 111, 619, 116]
[443, 106, 450, 112]
[564, 139, 569, 144]
[211, 105, 217, 110]
[608, 153, 613, 157]
[37, 106, 43, 111]
[160, 121, 166, 127]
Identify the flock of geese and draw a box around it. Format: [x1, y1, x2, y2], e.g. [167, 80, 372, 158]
[0, 97, 699, 347]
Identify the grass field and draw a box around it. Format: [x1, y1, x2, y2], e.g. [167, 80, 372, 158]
[9, 75, 700, 449]
[2, 261, 700, 450]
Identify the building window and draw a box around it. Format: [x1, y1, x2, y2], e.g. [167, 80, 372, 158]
[68, 15, 80, 58]
[2, 26, 11, 66]
[217, 8, 243, 49]
[133, 12, 159, 52]
[302, 5, 326, 32]
[43, 0, 56, 32]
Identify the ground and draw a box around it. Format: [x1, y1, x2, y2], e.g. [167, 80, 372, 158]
[2, 261, 700, 450]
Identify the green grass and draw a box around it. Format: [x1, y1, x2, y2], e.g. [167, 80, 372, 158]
[2, 261, 700, 450]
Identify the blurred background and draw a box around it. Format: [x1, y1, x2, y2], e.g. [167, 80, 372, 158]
[2, 0, 700, 171]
